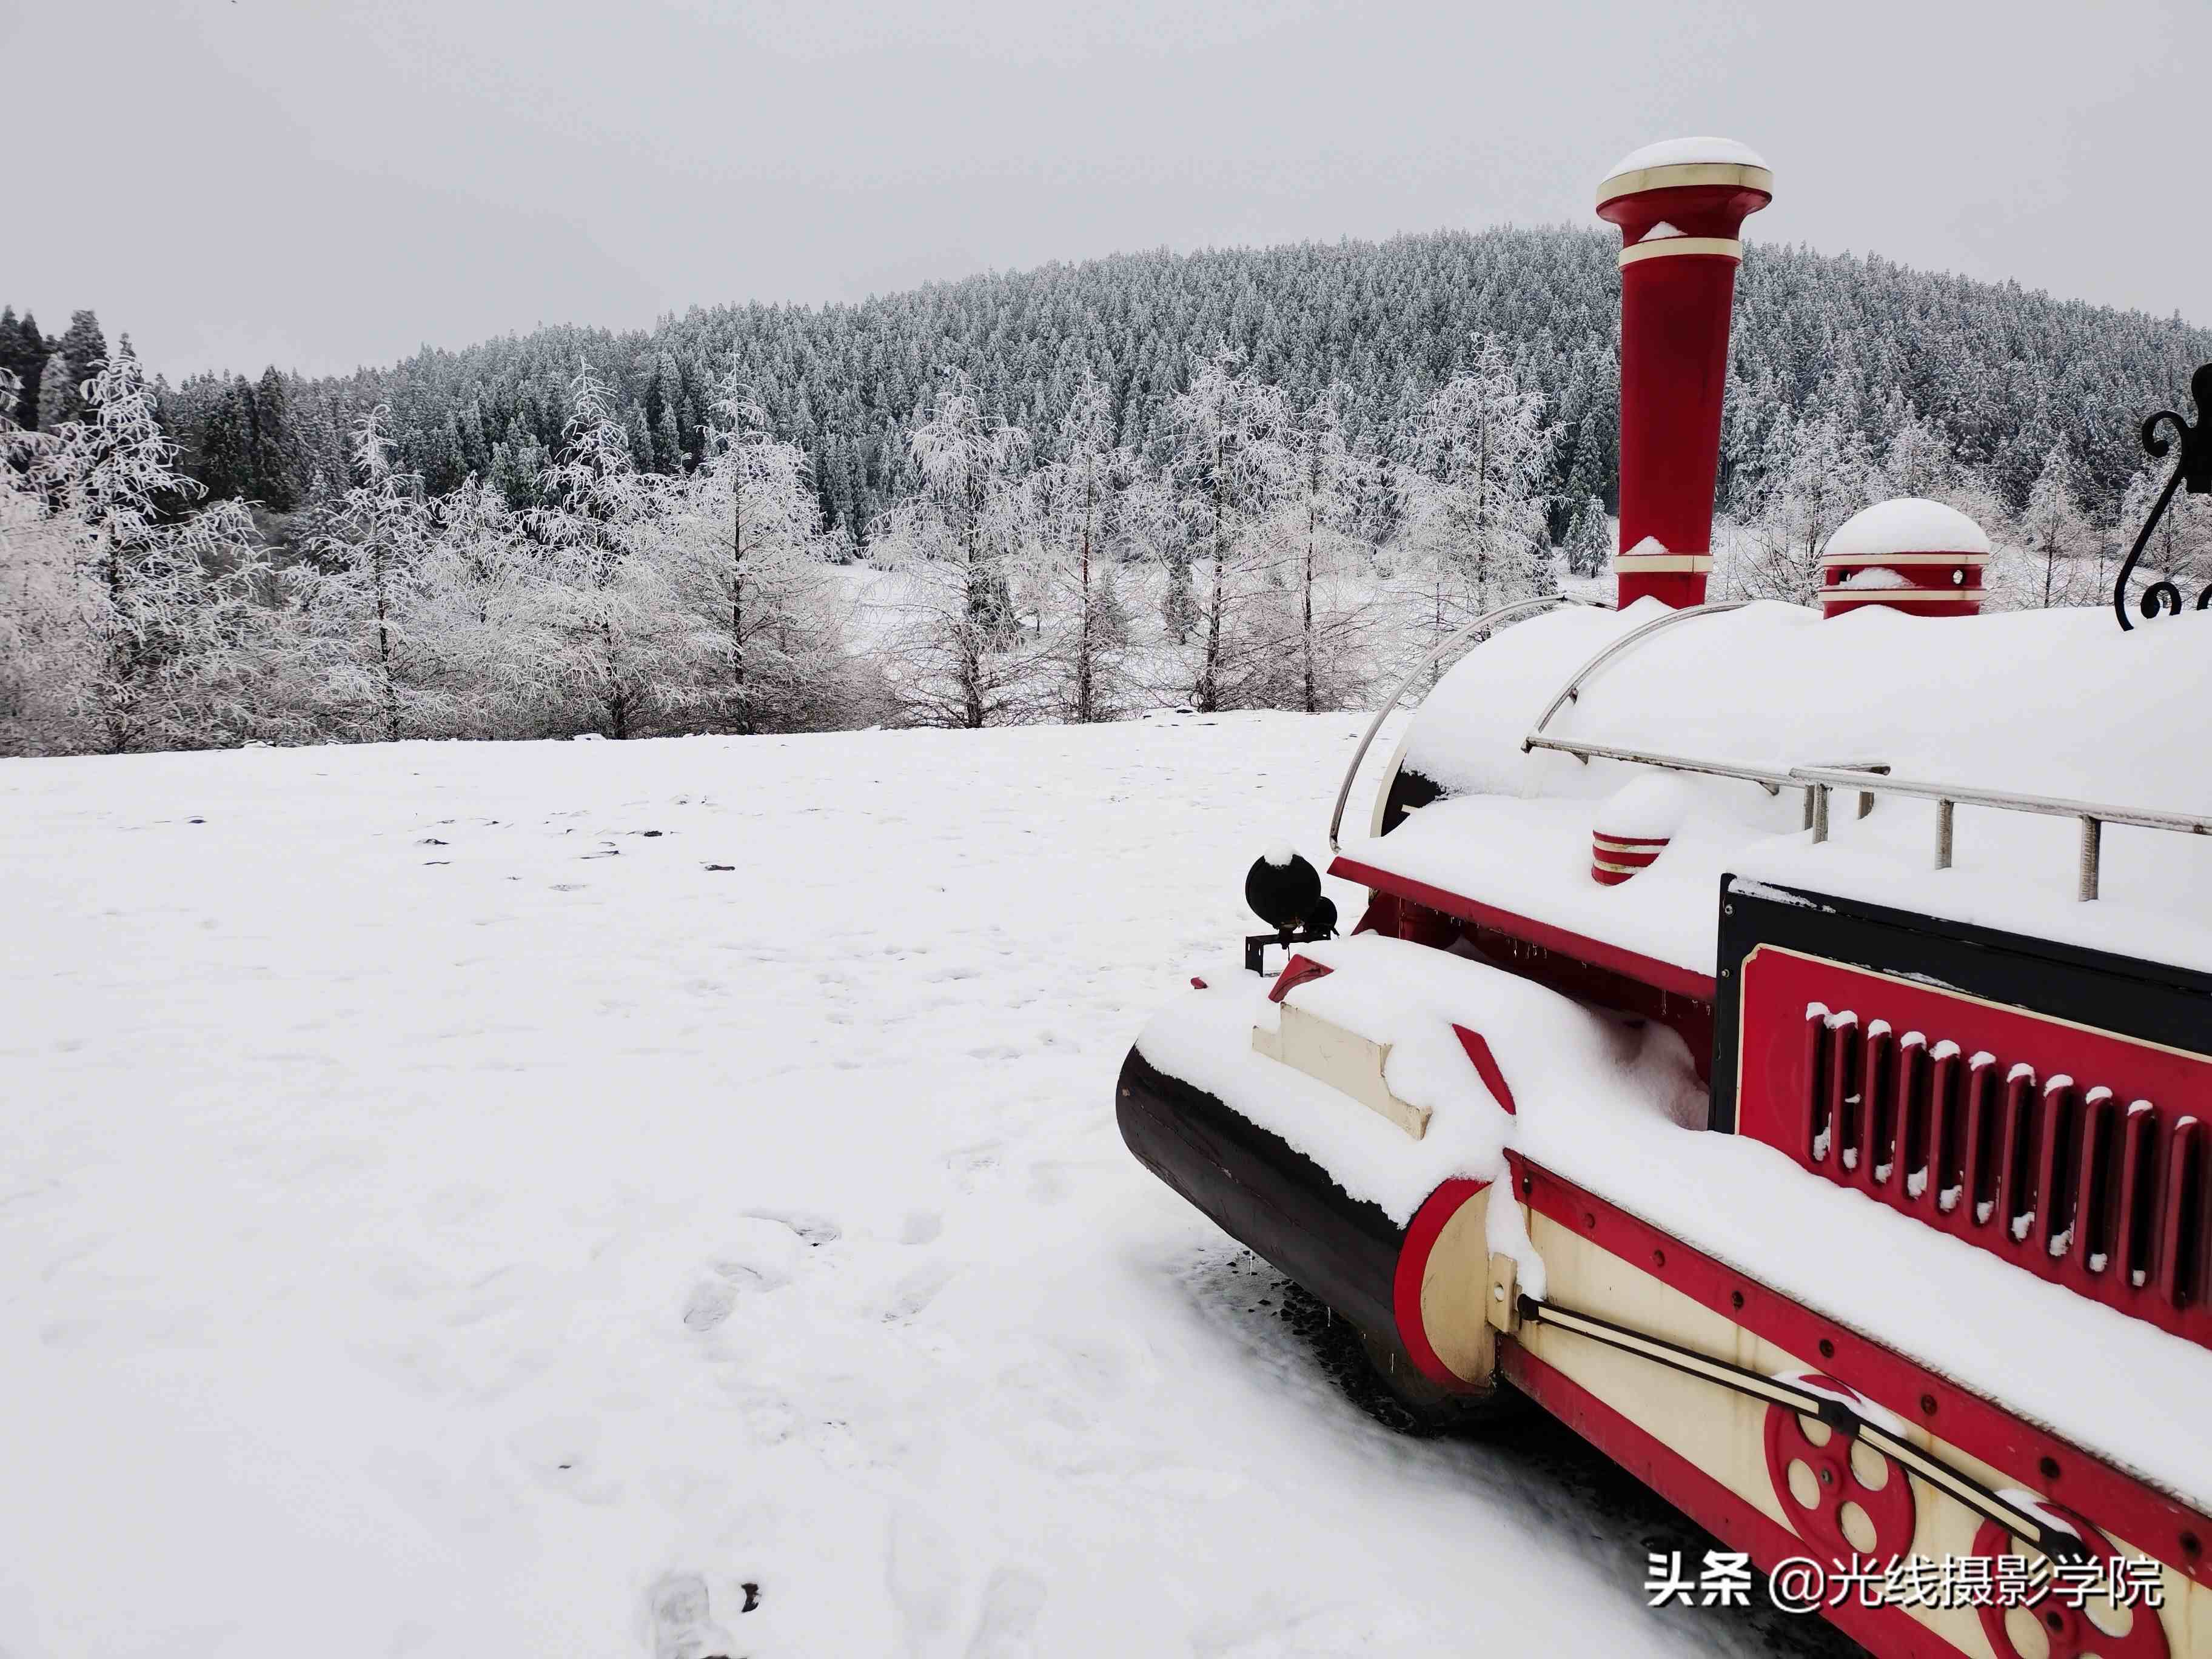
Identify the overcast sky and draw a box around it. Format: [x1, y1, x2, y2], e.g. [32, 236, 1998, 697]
[9, 0, 2206, 382]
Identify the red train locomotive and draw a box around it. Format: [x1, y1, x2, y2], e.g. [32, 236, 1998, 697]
[1118, 138, 2212, 1658]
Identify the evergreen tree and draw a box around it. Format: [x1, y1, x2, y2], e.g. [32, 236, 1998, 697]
[0, 309, 28, 426]
[58, 311, 107, 400]
[37, 352, 77, 432]
[1563, 495, 1612, 578]
[12, 312, 44, 428]
[249, 367, 303, 511]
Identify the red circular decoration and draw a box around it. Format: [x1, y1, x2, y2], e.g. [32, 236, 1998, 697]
[1971, 1506, 2169, 1659]
[1761, 1377, 1917, 1562]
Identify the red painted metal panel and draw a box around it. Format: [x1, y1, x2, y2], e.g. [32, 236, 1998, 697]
[1329, 856, 1718, 1000]
[1503, 1345, 1974, 1658]
[1390, 1178, 1487, 1388]
[1734, 946, 2212, 1350]
[1508, 1154, 2212, 1590]
[1452, 1025, 1517, 1116]
[1266, 954, 1332, 1005]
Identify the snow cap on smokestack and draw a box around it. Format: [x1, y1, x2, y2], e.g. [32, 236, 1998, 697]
[1598, 138, 1772, 609]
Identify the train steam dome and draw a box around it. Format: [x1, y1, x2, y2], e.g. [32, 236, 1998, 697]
[1819, 498, 1989, 618]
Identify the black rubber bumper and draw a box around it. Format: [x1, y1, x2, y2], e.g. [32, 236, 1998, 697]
[1116, 1043, 1407, 1342]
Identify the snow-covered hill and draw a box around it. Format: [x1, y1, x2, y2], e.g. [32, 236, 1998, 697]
[1, 719, 1852, 1658]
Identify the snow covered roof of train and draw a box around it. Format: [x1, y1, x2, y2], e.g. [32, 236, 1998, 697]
[1341, 601, 2212, 974]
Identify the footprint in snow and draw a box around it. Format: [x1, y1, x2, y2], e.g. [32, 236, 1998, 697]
[509, 1417, 622, 1506]
[645, 1571, 738, 1659]
[963, 1566, 1047, 1658]
[680, 1278, 739, 1333]
[681, 1216, 825, 1332]
[943, 1144, 1000, 1190]
[740, 1208, 840, 1247]
[883, 1261, 956, 1322]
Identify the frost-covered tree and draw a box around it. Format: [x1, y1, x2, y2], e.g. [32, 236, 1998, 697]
[1161, 543, 1196, 644]
[668, 369, 852, 732]
[284, 406, 440, 742]
[0, 365, 70, 746]
[1561, 495, 1612, 579]
[1027, 370, 1136, 722]
[25, 349, 268, 752]
[1879, 403, 1956, 501]
[1170, 348, 1292, 712]
[1398, 337, 1556, 671]
[2016, 444, 2096, 609]
[36, 352, 76, 434]
[1734, 412, 1875, 605]
[1264, 388, 1370, 713]
[527, 361, 702, 738]
[873, 372, 1041, 728]
[412, 474, 548, 736]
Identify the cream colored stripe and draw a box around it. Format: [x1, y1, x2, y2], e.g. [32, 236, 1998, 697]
[1592, 857, 1651, 876]
[1620, 236, 1742, 267]
[1593, 836, 1667, 854]
[1820, 588, 1979, 604]
[1615, 553, 1713, 572]
[1597, 161, 1774, 207]
[1825, 551, 1988, 566]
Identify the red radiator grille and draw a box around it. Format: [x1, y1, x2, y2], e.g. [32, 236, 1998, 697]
[1734, 947, 2212, 1352]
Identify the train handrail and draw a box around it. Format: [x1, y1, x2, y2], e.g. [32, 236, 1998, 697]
[1792, 765, 2212, 902]
[1523, 600, 1750, 744]
[1327, 594, 1576, 854]
[1522, 736, 1794, 796]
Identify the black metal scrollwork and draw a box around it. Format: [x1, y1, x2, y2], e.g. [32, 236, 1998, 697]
[2114, 363, 2212, 631]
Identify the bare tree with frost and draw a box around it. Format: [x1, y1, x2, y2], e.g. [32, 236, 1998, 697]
[2017, 444, 2097, 609]
[1169, 348, 1292, 712]
[283, 406, 442, 742]
[378, 475, 546, 737]
[1026, 370, 1136, 722]
[669, 370, 852, 732]
[1262, 387, 1372, 713]
[1732, 411, 1875, 605]
[527, 361, 705, 738]
[873, 372, 1043, 728]
[1398, 337, 1556, 679]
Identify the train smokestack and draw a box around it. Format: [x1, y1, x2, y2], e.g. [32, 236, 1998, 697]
[1597, 138, 1772, 609]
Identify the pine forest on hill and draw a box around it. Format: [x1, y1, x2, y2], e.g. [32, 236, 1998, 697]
[4, 225, 2210, 758]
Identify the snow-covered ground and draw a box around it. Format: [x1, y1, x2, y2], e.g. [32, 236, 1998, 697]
[2, 717, 1851, 1659]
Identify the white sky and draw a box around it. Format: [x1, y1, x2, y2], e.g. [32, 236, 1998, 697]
[10, 0, 2207, 381]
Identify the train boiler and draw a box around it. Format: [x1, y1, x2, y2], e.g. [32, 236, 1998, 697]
[1118, 136, 2212, 1658]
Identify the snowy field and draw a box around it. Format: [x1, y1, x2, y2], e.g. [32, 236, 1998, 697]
[1, 717, 1854, 1659]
